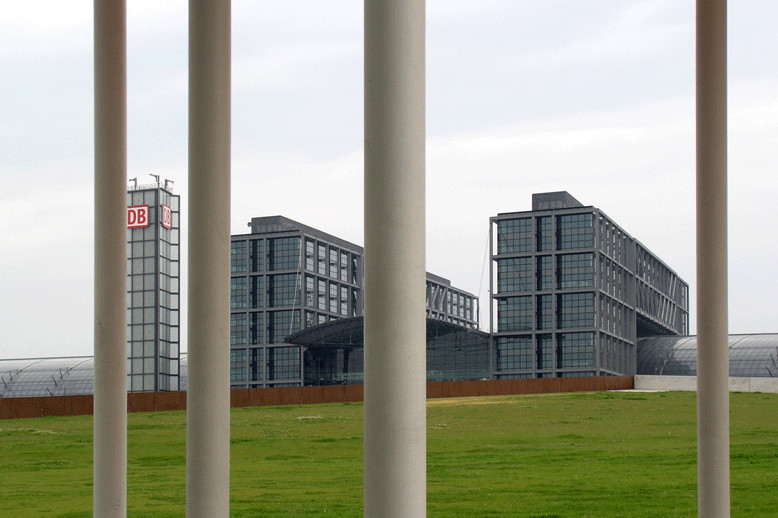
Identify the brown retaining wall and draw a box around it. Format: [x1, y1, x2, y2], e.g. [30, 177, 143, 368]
[0, 375, 633, 420]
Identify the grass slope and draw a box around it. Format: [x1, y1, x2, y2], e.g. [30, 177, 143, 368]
[0, 391, 775, 517]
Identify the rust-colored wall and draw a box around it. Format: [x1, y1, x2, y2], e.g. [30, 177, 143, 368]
[127, 392, 156, 413]
[156, 390, 186, 411]
[0, 376, 634, 419]
[0, 394, 95, 419]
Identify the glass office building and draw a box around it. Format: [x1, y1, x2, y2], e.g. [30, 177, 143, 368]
[490, 192, 689, 379]
[126, 180, 180, 392]
[229, 216, 480, 388]
[229, 216, 364, 388]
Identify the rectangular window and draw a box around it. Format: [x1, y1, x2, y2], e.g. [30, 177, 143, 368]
[269, 236, 300, 271]
[497, 218, 532, 254]
[557, 332, 595, 368]
[305, 275, 315, 307]
[250, 312, 263, 345]
[317, 279, 327, 310]
[305, 239, 315, 272]
[536, 216, 552, 252]
[536, 294, 552, 330]
[329, 248, 338, 279]
[249, 348, 263, 381]
[557, 253, 594, 289]
[340, 286, 348, 316]
[269, 273, 300, 307]
[250, 239, 264, 272]
[496, 336, 532, 371]
[250, 276, 264, 309]
[537, 334, 553, 370]
[340, 252, 349, 282]
[268, 310, 300, 344]
[230, 313, 247, 346]
[230, 277, 247, 310]
[267, 346, 300, 381]
[231, 240, 247, 273]
[497, 257, 533, 293]
[230, 349, 247, 382]
[329, 282, 338, 313]
[536, 255, 552, 291]
[317, 244, 327, 275]
[557, 213, 594, 250]
[557, 292, 595, 329]
[497, 296, 532, 332]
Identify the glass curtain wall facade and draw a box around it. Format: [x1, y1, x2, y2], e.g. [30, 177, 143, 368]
[126, 182, 180, 392]
[490, 192, 688, 379]
[298, 322, 490, 386]
[230, 217, 364, 388]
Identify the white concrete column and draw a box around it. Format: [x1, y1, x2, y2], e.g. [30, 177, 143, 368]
[187, 1, 231, 516]
[696, 1, 729, 517]
[93, 1, 127, 516]
[92, 0, 127, 517]
[363, 0, 426, 516]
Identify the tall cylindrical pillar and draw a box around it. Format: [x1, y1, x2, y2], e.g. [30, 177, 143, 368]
[93, 1, 127, 516]
[696, 1, 729, 517]
[187, 1, 231, 516]
[364, 1, 426, 517]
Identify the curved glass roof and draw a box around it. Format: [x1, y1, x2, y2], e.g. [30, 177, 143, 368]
[637, 334, 778, 378]
[285, 315, 488, 349]
[0, 357, 95, 398]
[0, 354, 189, 398]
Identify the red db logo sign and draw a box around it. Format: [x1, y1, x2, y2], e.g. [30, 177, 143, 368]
[127, 205, 150, 229]
[161, 204, 172, 229]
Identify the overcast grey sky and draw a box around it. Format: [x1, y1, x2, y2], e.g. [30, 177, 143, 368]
[1, 1, 776, 358]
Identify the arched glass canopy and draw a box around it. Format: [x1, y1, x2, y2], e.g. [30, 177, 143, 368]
[637, 334, 778, 378]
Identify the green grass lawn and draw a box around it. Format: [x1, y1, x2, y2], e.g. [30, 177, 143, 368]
[0, 391, 776, 517]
